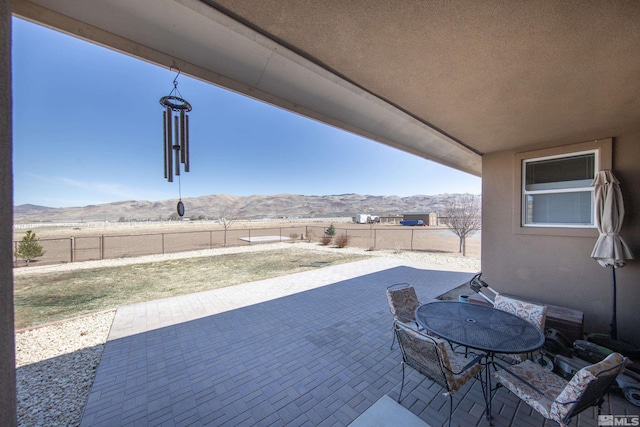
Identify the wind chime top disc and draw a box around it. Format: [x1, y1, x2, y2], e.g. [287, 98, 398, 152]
[160, 95, 192, 112]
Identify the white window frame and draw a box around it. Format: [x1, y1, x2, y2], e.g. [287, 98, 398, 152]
[512, 138, 611, 237]
[522, 149, 598, 228]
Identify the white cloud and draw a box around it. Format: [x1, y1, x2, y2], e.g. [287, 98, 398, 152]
[56, 177, 139, 200]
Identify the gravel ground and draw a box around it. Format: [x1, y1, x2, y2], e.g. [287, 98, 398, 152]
[14, 242, 479, 426]
[15, 311, 115, 427]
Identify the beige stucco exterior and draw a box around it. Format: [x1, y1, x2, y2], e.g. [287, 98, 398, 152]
[1, 1, 16, 426]
[482, 133, 640, 343]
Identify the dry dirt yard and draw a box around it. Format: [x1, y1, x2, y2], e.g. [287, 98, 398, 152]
[13, 219, 344, 239]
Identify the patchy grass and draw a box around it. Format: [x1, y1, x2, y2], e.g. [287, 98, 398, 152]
[14, 249, 366, 329]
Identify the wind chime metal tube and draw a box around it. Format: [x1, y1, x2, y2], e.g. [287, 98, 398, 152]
[185, 115, 190, 172]
[163, 110, 168, 180]
[174, 115, 180, 177]
[180, 110, 186, 165]
[164, 106, 174, 182]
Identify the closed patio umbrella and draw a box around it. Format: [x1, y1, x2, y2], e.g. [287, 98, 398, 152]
[590, 169, 634, 340]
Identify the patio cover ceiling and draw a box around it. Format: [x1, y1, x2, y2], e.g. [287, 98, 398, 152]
[12, 0, 640, 177]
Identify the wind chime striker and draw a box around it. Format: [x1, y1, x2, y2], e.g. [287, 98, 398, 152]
[160, 67, 192, 216]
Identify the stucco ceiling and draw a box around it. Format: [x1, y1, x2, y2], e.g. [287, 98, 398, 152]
[206, 0, 640, 152]
[13, 0, 640, 177]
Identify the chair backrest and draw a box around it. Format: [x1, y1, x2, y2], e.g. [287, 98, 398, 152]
[494, 294, 547, 330]
[394, 320, 448, 389]
[386, 283, 420, 322]
[550, 352, 628, 423]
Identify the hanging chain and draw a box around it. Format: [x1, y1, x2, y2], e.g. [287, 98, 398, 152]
[169, 67, 183, 99]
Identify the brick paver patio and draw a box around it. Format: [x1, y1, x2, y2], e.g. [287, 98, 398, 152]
[80, 258, 638, 426]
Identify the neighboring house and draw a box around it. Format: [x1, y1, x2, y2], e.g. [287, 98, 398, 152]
[402, 212, 439, 226]
[2, 3, 639, 424]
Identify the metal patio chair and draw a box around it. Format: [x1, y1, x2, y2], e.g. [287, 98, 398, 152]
[394, 320, 484, 427]
[469, 273, 551, 366]
[494, 293, 548, 364]
[493, 352, 628, 427]
[386, 283, 421, 349]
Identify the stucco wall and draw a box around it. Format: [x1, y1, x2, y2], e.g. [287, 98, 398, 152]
[482, 133, 640, 344]
[1, 1, 17, 426]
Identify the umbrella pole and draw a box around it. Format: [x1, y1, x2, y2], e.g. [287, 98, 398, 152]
[610, 265, 618, 340]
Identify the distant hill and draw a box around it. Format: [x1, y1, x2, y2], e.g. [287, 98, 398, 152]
[13, 193, 480, 223]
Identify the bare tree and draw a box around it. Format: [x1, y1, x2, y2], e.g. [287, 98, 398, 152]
[443, 195, 481, 256]
[218, 206, 240, 247]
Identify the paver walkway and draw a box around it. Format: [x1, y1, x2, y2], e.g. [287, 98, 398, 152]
[80, 258, 638, 426]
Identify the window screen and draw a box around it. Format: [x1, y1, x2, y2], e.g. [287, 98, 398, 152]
[523, 151, 596, 227]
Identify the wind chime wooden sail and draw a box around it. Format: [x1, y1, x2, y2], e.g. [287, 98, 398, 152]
[160, 67, 192, 216]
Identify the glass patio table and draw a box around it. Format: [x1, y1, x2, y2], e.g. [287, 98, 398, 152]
[415, 301, 545, 422]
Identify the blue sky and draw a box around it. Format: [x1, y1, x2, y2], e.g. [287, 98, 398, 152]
[12, 18, 481, 208]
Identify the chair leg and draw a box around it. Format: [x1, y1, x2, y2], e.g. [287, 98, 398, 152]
[447, 394, 453, 427]
[398, 362, 406, 403]
[597, 395, 606, 417]
[390, 327, 397, 350]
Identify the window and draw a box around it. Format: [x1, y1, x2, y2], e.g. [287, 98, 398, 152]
[513, 138, 611, 236]
[522, 150, 597, 227]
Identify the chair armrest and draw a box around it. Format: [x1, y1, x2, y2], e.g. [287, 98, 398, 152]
[393, 314, 424, 331]
[442, 349, 486, 376]
[393, 313, 414, 323]
[460, 353, 486, 374]
[493, 363, 578, 407]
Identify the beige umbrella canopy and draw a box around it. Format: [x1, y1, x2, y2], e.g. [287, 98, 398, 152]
[590, 169, 634, 340]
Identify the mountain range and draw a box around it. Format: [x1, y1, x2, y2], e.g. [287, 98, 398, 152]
[13, 193, 479, 223]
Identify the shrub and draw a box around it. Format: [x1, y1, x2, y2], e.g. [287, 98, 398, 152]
[325, 224, 336, 236]
[289, 233, 298, 243]
[335, 234, 349, 248]
[305, 229, 315, 243]
[321, 235, 332, 246]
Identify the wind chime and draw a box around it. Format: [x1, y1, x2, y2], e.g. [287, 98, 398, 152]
[160, 67, 192, 217]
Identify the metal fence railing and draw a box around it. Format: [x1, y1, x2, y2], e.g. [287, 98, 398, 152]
[13, 225, 476, 267]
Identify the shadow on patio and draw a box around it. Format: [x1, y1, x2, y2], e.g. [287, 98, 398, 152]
[79, 263, 637, 426]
